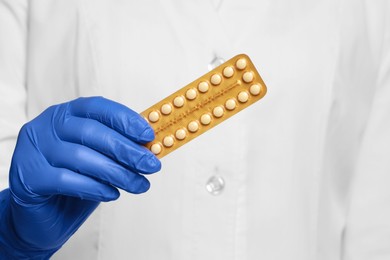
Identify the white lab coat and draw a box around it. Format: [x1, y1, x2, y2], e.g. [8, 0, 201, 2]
[1, 0, 389, 259]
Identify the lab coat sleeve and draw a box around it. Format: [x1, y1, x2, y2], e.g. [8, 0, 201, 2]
[343, 3, 390, 259]
[0, 0, 28, 191]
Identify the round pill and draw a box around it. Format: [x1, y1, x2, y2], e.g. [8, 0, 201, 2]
[213, 106, 224, 118]
[237, 91, 249, 103]
[163, 135, 174, 147]
[243, 71, 254, 83]
[225, 99, 237, 110]
[235, 58, 247, 70]
[210, 74, 222, 85]
[151, 143, 162, 155]
[198, 81, 209, 93]
[173, 96, 185, 107]
[186, 88, 197, 100]
[175, 128, 187, 140]
[161, 103, 172, 115]
[187, 121, 199, 133]
[148, 111, 160, 122]
[200, 113, 212, 125]
[223, 66, 234, 78]
[250, 84, 262, 95]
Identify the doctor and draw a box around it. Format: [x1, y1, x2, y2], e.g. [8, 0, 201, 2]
[1, 0, 390, 259]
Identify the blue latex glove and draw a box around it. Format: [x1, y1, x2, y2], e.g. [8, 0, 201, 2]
[0, 97, 161, 259]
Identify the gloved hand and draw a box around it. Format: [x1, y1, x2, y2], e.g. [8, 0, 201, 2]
[0, 97, 161, 259]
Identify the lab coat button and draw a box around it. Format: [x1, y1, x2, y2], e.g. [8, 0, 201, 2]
[206, 176, 225, 195]
[208, 56, 225, 71]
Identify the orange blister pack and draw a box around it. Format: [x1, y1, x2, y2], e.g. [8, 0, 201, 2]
[141, 54, 267, 158]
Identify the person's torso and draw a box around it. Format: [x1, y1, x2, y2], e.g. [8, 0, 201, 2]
[25, 0, 381, 259]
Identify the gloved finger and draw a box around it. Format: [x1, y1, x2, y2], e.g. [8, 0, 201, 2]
[44, 142, 151, 193]
[34, 167, 121, 202]
[56, 116, 161, 174]
[68, 97, 154, 144]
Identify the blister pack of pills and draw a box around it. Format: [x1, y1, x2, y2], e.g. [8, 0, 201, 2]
[141, 54, 267, 158]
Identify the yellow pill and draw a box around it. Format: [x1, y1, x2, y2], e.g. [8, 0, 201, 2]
[237, 91, 249, 103]
[210, 74, 222, 85]
[243, 71, 254, 83]
[225, 99, 237, 111]
[198, 81, 209, 93]
[163, 135, 175, 147]
[250, 84, 262, 95]
[200, 113, 212, 125]
[213, 106, 224, 118]
[148, 111, 160, 122]
[161, 103, 172, 115]
[175, 128, 187, 140]
[235, 58, 247, 70]
[223, 66, 235, 78]
[187, 121, 199, 133]
[186, 88, 198, 100]
[151, 143, 162, 155]
[173, 96, 185, 107]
